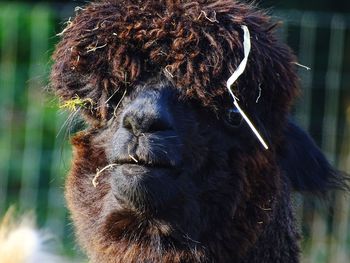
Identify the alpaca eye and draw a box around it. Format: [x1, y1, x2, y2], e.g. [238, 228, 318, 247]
[223, 108, 243, 128]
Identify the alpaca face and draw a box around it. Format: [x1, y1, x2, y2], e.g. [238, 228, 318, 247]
[66, 80, 273, 262]
[103, 82, 205, 218]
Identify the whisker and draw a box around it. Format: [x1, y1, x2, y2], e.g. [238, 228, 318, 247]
[56, 108, 81, 139]
[113, 88, 128, 118]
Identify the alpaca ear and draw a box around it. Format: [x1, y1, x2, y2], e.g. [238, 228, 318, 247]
[278, 120, 347, 194]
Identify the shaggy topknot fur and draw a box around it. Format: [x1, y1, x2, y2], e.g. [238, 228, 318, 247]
[52, 0, 298, 128]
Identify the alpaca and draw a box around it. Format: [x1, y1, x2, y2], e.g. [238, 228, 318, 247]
[51, 1, 346, 262]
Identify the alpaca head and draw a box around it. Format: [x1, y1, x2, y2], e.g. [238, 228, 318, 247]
[51, 1, 344, 262]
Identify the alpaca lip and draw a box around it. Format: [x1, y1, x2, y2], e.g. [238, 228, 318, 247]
[119, 164, 172, 176]
[110, 164, 182, 214]
[114, 157, 175, 169]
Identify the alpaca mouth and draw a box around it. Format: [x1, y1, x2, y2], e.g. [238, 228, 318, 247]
[116, 161, 174, 170]
[110, 160, 183, 214]
[113, 155, 178, 170]
[116, 163, 174, 178]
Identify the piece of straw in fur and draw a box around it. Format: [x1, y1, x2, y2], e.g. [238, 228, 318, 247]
[93, 164, 118, 187]
[56, 17, 73, 37]
[226, 25, 269, 150]
[292, 61, 311, 71]
[59, 96, 94, 112]
[86, 43, 107, 53]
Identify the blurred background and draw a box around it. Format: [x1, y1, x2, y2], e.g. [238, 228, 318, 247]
[0, 0, 349, 262]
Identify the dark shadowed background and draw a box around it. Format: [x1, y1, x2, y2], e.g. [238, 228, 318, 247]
[0, 1, 349, 262]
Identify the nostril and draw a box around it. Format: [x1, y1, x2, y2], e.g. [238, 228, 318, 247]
[122, 114, 172, 135]
[123, 116, 134, 130]
[122, 113, 172, 135]
[121, 90, 174, 135]
[123, 115, 141, 135]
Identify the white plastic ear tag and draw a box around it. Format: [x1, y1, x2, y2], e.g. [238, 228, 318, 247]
[226, 25, 269, 150]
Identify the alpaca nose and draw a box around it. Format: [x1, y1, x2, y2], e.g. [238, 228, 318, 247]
[122, 90, 173, 135]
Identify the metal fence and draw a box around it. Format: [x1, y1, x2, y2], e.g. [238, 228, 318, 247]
[0, 3, 349, 262]
[274, 10, 350, 263]
[0, 3, 75, 254]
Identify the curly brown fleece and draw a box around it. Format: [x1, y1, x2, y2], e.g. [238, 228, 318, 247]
[51, 0, 299, 127]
